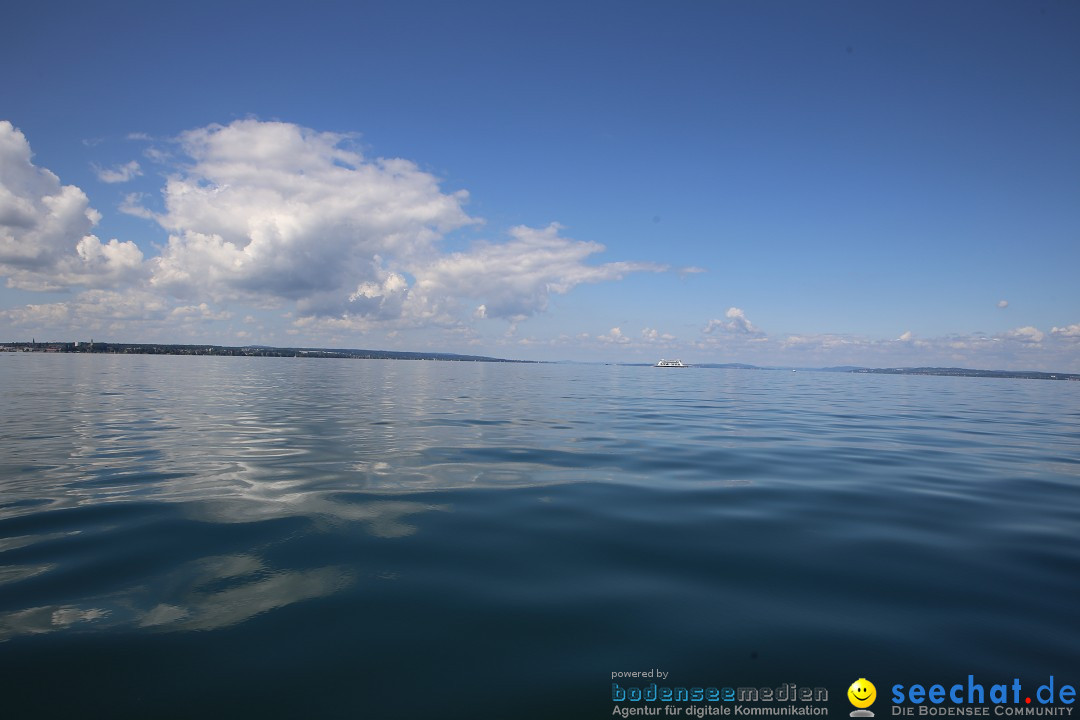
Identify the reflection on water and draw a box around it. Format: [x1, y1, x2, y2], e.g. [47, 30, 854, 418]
[0, 549, 352, 641]
[1, 355, 615, 518]
[1, 355, 1079, 717]
[134, 553, 351, 633]
[189, 494, 449, 537]
[0, 563, 55, 586]
[0, 604, 110, 639]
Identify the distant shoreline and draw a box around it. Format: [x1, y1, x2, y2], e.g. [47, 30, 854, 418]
[3, 342, 1076, 379]
[850, 366, 1079, 381]
[618, 362, 1080, 381]
[0, 341, 532, 364]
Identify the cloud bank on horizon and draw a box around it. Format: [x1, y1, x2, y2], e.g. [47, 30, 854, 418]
[1, 118, 1077, 371]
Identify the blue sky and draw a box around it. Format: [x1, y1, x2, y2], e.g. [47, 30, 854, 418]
[2, 0, 1078, 369]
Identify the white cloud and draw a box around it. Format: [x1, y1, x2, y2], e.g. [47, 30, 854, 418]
[1, 120, 95, 262]
[93, 160, 142, 184]
[0, 288, 172, 332]
[642, 327, 675, 343]
[703, 307, 763, 336]
[142, 146, 172, 164]
[762, 324, 1075, 367]
[170, 302, 231, 322]
[779, 333, 856, 350]
[897, 330, 913, 341]
[997, 300, 1009, 309]
[411, 223, 667, 322]
[119, 192, 156, 220]
[0, 121, 144, 291]
[344, 268, 410, 320]
[598, 327, 630, 344]
[138, 120, 474, 317]
[1005, 326, 1044, 344]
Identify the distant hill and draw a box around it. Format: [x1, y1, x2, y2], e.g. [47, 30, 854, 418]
[0, 341, 528, 363]
[853, 367, 1079, 381]
[617, 361, 1076, 380]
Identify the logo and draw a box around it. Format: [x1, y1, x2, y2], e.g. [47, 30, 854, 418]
[890, 675, 1076, 715]
[849, 678, 877, 717]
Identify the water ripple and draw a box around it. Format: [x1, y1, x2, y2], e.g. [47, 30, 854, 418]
[1, 355, 1078, 717]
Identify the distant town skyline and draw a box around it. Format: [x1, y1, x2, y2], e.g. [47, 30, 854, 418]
[2, 1, 1078, 370]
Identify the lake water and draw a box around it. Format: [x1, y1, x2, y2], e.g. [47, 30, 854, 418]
[1, 354, 1078, 718]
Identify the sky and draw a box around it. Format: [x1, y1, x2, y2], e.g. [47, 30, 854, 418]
[1, 0, 1078, 370]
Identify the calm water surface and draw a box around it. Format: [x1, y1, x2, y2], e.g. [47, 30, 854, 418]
[1, 355, 1078, 718]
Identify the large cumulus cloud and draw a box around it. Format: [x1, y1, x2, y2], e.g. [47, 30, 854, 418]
[133, 120, 671, 329]
[2, 118, 669, 340]
[142, 119, 475, 314]
[0, 121, 144, 291]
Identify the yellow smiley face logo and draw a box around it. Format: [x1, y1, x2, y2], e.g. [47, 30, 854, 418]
[848, 679, 876, 708]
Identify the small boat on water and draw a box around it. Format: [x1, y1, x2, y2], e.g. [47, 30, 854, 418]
[654, 359, 687, 367]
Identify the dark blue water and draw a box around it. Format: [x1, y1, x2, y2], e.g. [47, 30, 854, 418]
[1, 355, 1078, 718]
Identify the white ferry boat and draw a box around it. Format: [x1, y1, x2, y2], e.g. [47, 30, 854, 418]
[654, 359, 687, 367]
